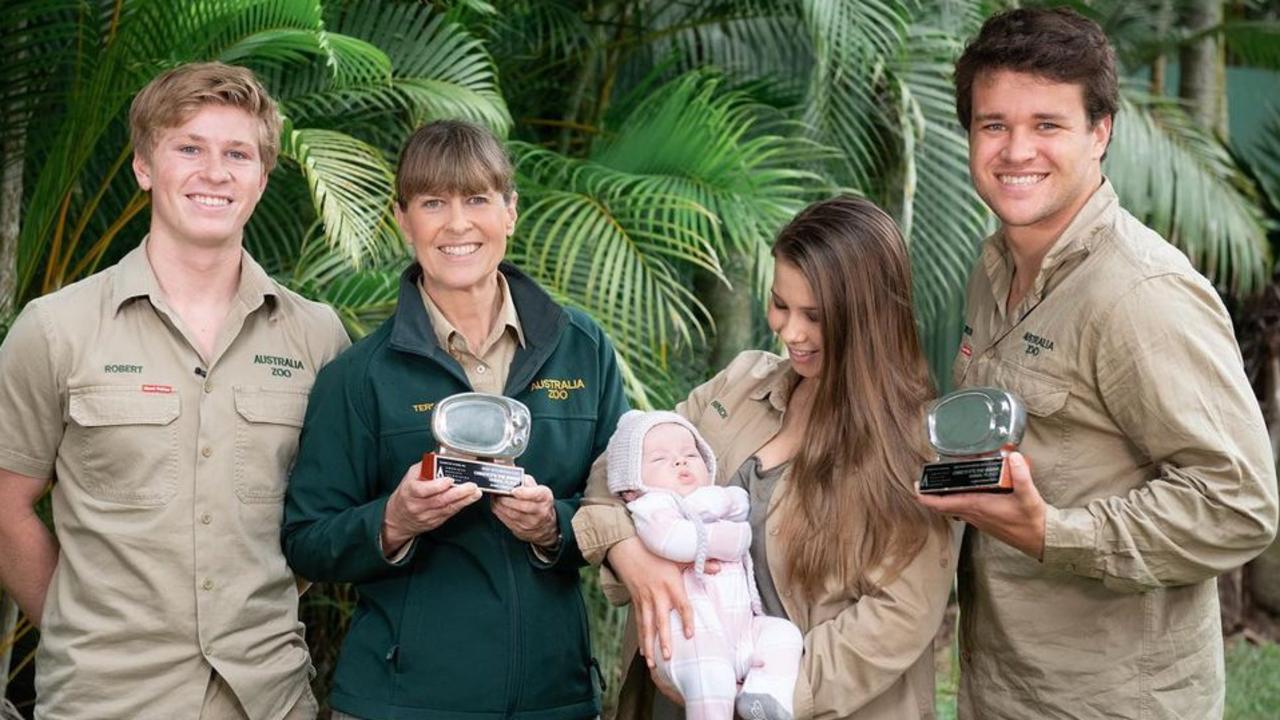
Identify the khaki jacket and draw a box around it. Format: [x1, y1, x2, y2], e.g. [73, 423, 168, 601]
[575, 351, 956, 720]
[953, 181, 1278, 719]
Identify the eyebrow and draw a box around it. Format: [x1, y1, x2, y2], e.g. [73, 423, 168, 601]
[769, 292, 819, 312]
[178, 133, 254, 149]
[972, 112, 1072, 122]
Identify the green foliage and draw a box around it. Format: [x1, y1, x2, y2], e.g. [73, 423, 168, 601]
[1225, 637, 1280, 720]
[5, 0, 1280, 715]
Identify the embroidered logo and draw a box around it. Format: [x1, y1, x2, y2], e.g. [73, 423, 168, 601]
[142, 384, 173, 394]
[254, 353, 304, 378]
[412, 402, 435, 413]
[1022, 332, 1055, 357]
[710, 400, 728, 418]
[529, 377, 585, 401]
[105, 364, 143, 374]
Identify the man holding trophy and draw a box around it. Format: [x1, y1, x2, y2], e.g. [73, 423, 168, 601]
[282, 120, 628, 720]
[918, 8, 1278, 719]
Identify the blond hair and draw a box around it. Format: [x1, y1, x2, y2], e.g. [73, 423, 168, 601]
[129, 62, 282, 172]
[396, 120, 513, 206]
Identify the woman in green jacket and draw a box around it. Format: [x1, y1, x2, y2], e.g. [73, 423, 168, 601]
[283, 120, 628, 720]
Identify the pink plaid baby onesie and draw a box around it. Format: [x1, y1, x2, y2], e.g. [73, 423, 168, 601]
[628, 485, 803, 720]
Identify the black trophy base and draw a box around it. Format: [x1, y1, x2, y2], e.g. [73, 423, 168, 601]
[421, 452, 524, 494]
[918, 456, 1012, 494]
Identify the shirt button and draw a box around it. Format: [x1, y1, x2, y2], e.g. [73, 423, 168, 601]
[203, 382, 213, 393]
[200, 512, 212, 525]
[202, 578, 214, 591]
[201, 447, 212, 458]
[476, 364, 487, 374]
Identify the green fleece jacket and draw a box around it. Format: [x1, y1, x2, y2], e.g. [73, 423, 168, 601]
[283, 262, 628, 720]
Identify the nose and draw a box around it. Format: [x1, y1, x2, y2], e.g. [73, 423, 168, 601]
[778, 315, 807, 345]
[201, 154, 231, 183]
[446, 199, 471, 233]
[1001, 127, 1036, 164]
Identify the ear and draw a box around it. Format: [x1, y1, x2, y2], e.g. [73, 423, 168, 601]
[393, 202, 411, 242]
[1090, 115, 1113, 160]
[504, 191, 518, 235]
[132, 153, 153, 192]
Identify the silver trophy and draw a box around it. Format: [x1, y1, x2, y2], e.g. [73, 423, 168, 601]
[421, 393, 531, 495]
[918, 387, 1026, 494]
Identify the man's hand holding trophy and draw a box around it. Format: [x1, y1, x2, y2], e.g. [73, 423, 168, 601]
[918, 387, 1026, 494]
[916, 387, 1049, 560]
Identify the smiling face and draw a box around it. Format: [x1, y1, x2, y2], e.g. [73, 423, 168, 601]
[641, 423, 711, 496]
[767, 259, 823, 378]
[132, 104, 268, 249]
[395, 190, 517, 296]
[967, 69, 1111, 248]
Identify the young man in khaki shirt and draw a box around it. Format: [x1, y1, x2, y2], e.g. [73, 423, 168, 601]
[918, 9, 1278, 719]
[0, 63, 349, 719]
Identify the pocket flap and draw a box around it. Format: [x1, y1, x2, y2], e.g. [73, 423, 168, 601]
[69, 387, 180, 427]
[1000, 364, 1069, 417]
[233, 387, 308, 427]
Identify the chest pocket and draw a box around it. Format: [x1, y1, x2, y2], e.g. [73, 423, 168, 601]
[997, 360, 1070, 496]
[67, 386, 180, 507]
[233, 386, 308, 503]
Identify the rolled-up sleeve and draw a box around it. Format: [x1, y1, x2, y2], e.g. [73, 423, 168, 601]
[1041, 274, 1279, 590]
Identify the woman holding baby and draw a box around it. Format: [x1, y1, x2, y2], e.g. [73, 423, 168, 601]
[573, 196, 955, 720]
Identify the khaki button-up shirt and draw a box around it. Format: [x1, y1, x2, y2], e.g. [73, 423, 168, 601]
[952, 181, 1278, 719]
[418, 273, 524, 394]
[575, 351, 956, 720]
[0, 241, 350, 720]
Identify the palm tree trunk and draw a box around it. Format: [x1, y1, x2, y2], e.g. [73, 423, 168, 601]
[1246, 349, 1280, 622]
[1150, 0, 1174, 96]
[695, 250, 755, 374]
[1178, 0, 1228, 138]
[0, 22, 26, 323]
[0, 129, 23, 322]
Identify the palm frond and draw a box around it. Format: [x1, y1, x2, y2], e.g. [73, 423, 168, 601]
[1107, 91, 1271, 293]
[280, 125, 398, 266]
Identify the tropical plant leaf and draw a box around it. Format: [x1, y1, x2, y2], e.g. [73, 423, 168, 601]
[280, 125, 398, 266]
[1107, 91, 1271, 293]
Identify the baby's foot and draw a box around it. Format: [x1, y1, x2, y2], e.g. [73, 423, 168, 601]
[736, 693, 792, 720]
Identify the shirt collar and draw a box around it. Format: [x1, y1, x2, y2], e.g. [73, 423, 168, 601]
[417, 272, 526, 352]
[747, 353, 801, 412]
[982, 178, 1119, 311]
[111, 237, 278, 314]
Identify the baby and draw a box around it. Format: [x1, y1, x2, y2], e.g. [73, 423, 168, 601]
[607, 410, 803, 720]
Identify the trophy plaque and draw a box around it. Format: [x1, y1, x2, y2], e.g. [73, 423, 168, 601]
[421, 393, 531, 495]
[918, 387, 1026, 495]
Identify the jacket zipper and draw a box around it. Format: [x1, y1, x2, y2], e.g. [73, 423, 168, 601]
[488, 510, 523, 716]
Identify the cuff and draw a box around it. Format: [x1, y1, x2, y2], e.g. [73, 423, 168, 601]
[378, 534, 417, 566]
[375, 498, 420, 568]
[1041, 504, 1100, 577]
[528, 498, 577, 570]
[571, 503, 637, 566]
[793, 662, 815, 720]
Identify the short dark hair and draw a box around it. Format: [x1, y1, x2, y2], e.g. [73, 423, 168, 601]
[954, 7, 1118, 132]
[396, 120, 514, 207]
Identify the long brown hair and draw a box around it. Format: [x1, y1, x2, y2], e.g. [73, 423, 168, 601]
[772, 196, 943, 599]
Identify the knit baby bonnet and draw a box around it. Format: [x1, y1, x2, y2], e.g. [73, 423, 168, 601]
[606, 410, 717, 495]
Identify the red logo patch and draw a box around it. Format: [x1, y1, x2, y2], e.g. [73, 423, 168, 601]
[142, 384, 173, 394]
[960, 343, 973, 358]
